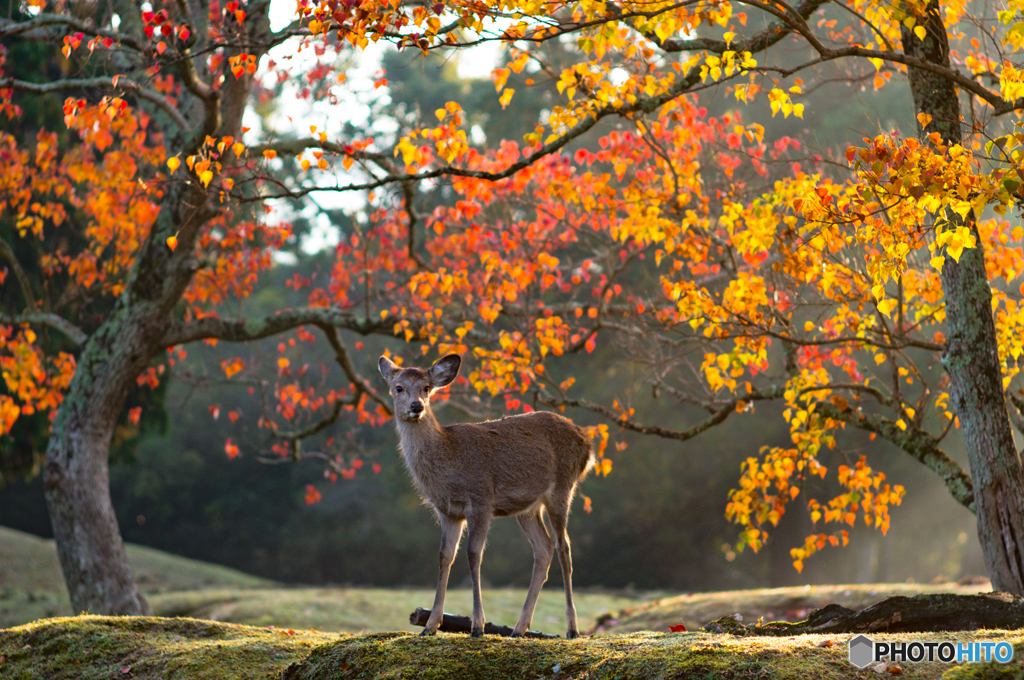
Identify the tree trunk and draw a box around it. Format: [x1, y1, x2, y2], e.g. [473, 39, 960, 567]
[902, 2, 1024, 595]
[42, 303, 169, 615]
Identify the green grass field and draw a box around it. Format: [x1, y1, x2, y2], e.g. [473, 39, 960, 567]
[0, 527, 639, 633]
[1, 525, 996, 636]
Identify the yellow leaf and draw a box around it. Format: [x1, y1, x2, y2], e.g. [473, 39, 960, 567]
[917, 112, 932, 128]
[435, 108, 446, 121]
[877, 298, 898, 317]
[804, 321, 815, 331]
[263, 149, 277, 160]
[896, 419, 907, 430]
[200, 170, 213, 187]
[874, 353, 886, 365]
[914, 25, 926, 41]
[930, 256, 945, 270]
[233, 142, 245, 157]
[166, 156, 180, 173]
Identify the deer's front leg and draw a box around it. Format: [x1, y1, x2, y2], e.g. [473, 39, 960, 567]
[466, 508, 493, 637]
[423, 515, 465, 636]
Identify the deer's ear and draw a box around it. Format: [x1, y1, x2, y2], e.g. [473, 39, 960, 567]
[379, 356, 399, 382]
[429, 354, 461, 387]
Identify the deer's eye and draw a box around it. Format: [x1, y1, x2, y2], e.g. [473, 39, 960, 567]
[423, 386, 430, 393]
[395, 385, 403, 393]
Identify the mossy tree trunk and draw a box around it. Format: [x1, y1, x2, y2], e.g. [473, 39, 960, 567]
[901, 2, 1024, 595]
[42, 177, 213, 615]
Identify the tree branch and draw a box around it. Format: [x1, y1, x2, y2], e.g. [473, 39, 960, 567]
[317, 323, 393, 414]
[3, 76, 189, 130]
[161, 308, 395, 346]
[0, 235, 35, 308]
[540, 385, 786, 441]
[814, 402, 975, 513]
[0, 312, 88, 346]
[0, 13, 146, 52]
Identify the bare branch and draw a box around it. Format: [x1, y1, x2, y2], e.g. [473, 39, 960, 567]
[161, 308, 395, 346]
[0, 312, 88, 346]
[0, 235, 35, 309]
[317, 323, 393, 414]
[541, 385, 786, 441]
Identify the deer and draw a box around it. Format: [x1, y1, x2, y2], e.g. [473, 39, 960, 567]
[378, 353, 595, 639]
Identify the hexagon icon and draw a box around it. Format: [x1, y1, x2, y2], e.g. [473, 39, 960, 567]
[848, 635, 874, 669]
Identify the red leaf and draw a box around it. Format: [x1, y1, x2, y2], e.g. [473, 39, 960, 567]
[669, 624, 687, 632]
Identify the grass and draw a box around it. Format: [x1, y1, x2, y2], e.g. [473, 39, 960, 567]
[0, 526, 271, 628]
[3, 615, 1024, 680]
[0, 526, 640, 634]
[148, 587, 639, 635]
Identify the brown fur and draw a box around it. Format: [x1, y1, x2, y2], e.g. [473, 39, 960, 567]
[379, 354, 594, 639]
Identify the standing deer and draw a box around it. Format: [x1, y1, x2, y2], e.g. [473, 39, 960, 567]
[378, 353, 594, 639]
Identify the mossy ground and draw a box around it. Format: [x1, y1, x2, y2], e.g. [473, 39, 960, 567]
[4, 616, 1024, 680]
[0, 616, 337, 680]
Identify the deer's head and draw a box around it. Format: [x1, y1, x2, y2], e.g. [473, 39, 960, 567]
[378, 354, 461, 422]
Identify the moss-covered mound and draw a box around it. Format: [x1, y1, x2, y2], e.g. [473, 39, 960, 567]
[0, 615, 337, 680]
[6, 616, 1024, 679]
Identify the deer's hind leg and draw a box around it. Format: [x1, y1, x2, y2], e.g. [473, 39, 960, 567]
[423, 514, 465, 636]
[511, 506, 554, 637]
[547, 490, 580, 639]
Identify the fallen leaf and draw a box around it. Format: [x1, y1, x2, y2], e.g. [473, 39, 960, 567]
[887, 666, 903, 675]
[120, 667, 132, 675]
[669, 624, 687, 632]
[815, 639, 833, 647]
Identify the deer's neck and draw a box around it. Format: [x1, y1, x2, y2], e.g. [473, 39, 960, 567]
[395, 408, 445, 471]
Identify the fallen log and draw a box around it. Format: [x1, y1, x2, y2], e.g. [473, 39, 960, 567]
[408, 608, 559, 639]
[703, 592, 1024, 635]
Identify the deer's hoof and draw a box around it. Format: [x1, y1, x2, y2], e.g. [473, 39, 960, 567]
[566, 629, 580, 640]
[509, 631, 524, 639]
[471, 628, 484, 638]
[418, 628, 437, 637]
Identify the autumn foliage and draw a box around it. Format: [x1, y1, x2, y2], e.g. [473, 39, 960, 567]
[5, 0, 1024, 607]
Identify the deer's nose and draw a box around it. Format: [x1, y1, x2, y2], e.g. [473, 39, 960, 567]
[410, 401, 424, 414]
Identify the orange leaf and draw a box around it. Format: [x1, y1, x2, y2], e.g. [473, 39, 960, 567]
[166, 234, 178, 251]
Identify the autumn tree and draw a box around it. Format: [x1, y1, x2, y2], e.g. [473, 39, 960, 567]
[6, 0, 1024, 616]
